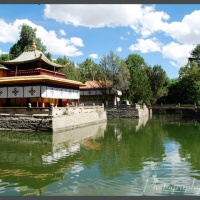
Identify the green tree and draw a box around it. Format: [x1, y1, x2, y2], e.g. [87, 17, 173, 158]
[9, 24, 47, 59]
[179, 61, 200, 81]
[98, 51, 130, 103]
[0, 53, 10, 68]
[45, 52, 52, 61]
[0, 53, 10, 62]
[190, 44, 200, 60]
[146, 65, 168, 104]
[161, 61, 200, 104]
[99, 51, 130, 92]
[79, 58, 102, 83]
[55, 55, 69, 66]
[113, 60, 130, 92]
[125, 54, 152, 104]
[57, 57, 81, 81]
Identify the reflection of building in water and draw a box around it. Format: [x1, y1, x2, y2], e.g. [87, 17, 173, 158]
[52, 122, 106, 152]
[108, 114, 151, 137]
[43, 122, 106, 164]
[0, 122, 106, 195]
[135, 114, 151, 132]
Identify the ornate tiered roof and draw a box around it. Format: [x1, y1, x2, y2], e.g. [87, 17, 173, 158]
[0, 49, 63, 69]
[0, 43, 85, 87]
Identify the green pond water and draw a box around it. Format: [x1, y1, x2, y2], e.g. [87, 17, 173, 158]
[1, 114, 200, 196]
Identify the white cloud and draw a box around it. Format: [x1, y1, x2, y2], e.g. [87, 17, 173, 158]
[161, 42, 194, 67]
[129, 37, 162, 53]
[1, 5, 200, 69]
[59, 29, 66, 36]
[0, 19, 84, 57]
[44, 4, 144, 28]
[0, 19, 20, 43]
[129, 38, 194, 67]
[132, 7, 170, 37]
[43, 5, 200, 67]
[89, 53, 98, 59]
[116, 47, 122, 52]
[70, 37, 84, 47]
[162, 10, 200, 44]
[44, 5, 171, 39]
[44, 4, 200, 45]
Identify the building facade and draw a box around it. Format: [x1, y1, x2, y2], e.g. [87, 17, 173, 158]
[0, 44, 84, 107]
[80, 80, 122, 105]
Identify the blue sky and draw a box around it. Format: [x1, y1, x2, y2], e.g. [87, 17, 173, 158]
[0, 4, 200, 79]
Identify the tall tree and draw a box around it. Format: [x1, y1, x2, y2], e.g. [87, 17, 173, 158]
[99, 51, 130, 91]
[98, 51, 130, 102]
[189, 44, 200, 67]
[79, 58, 102, 83]
[113, 60, 130, 92]
[9, 24, 47, 59]
[146, 65, 168, 104]
[190, 44, 200, 60]
[125, 54, 152, 104]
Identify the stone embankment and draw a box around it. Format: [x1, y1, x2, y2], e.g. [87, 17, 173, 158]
[0, 105, 107, 132]
[106, 104, 150, 119]
[52, 106, 107, 132]
[0, 115, 52, 131]
[0, 104, 151, 132]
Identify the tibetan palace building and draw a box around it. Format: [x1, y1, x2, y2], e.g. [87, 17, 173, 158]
[0, 44, 85, 108]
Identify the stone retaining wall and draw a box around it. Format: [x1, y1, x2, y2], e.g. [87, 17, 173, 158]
[106, 105, 150, 119]
[0, 105, 150, 131]
[52, 107, 107, 132]
[0, 115, 53, 131]
[0, 107, 107, 132]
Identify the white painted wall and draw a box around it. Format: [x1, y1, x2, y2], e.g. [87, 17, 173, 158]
[0, 85, 80, 99]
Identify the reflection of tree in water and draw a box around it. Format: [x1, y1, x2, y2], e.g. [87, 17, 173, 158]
[0, 123, 107, 195]
[0, 119, 167, 194]
[80, 118, 166, 179]
[163, 122, 200, 180]
[0, 131, 81, 194]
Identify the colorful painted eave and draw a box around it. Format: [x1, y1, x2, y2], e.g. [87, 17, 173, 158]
[0, 75, 85, 87]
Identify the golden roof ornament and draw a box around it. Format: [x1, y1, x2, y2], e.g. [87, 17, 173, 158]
[32, 42, 37, 50]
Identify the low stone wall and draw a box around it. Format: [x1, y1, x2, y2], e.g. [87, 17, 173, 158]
[52, 107, 107, 132]
[0, 105, 104, 116]
[0, 105, 151, 131]
[52, 105, 104, 116]
[0, 106, 107, 132]
[107, 108, 139, 118]
[106, 105, 150, 119]
[0, 115, 53, 131]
